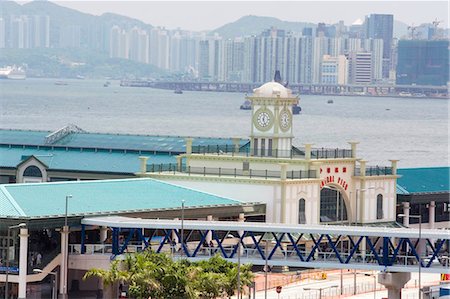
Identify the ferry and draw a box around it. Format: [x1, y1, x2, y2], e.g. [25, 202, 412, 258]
[292, 104, 302, 114]
[0, 66, 26, 80]
[240, 100, 251, 110]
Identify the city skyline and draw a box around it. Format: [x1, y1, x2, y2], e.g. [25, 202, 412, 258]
[18, 1, 449, 31]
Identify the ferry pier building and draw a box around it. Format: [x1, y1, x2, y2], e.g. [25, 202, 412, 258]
[142, 81, 399, 226]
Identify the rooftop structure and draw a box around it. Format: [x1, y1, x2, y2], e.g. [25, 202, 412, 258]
[0, 178, 262, 226]
[396, 167, 450, 230]
[0, 128, 249, 183]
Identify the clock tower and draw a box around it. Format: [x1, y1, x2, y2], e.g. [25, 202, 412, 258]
[247, 80, 299, 157]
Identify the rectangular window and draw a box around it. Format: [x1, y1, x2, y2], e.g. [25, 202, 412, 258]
[261, 139, 265, 156]
[268, 139, 273, 156]
[253, 138, 258, 156]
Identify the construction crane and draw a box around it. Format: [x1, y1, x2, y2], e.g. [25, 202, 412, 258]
[407, 24, 418, 40]
[431, 19, 442, 39]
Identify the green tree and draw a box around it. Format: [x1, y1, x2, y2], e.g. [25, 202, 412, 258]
[84, 250, 254, 299]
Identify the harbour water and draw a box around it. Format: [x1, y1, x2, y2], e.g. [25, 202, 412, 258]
[0, 78, 448, 167]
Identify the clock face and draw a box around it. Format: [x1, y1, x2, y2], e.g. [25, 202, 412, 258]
[257, 112, 271, 127]
[279, 110, 291, 131]
[253, 108, 274, 131]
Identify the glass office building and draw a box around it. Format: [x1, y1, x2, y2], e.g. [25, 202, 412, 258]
[396, 40, 449, 86]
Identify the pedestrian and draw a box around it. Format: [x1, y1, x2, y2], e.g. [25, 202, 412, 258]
[36, 252, 42, 266]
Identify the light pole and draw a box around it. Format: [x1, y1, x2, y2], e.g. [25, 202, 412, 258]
[62, 194, 72, 299]
[323, 185, 345, 295]
[237, 237, 241, 299]
[398, 213, 422, 299]
[64, 195, 72, 228]
[304, 285, 338, 299]
[264, 237, 269, 299]
[353, 187, 375, 295]
[181, 199, 185, 258]
[5, 223, 26, 299]
[33, 269, 57, 299]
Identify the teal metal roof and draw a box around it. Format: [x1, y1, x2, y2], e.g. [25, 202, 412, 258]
[0, 145, 176, 174]
[0, 129, 249, 153]
[397, 167, 450, 194]
[0, 178, 244, 218]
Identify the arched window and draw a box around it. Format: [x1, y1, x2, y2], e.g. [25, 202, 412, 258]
[320, 187, 348, 223]
[298, 198, 306, 224]
[23, 165, 42, 177]
[377, 194, 383, 219]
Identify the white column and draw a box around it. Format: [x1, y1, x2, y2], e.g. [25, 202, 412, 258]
[279, 163, 288, 223]
[206, 215, 213, 244]
[428, 201, 435, 229]
[304, 143, 313, 161]
[138, 156, 149, 174]
[172, 218, 179, 251]
[18, 228, 29, 299]
[100, 226, 108, 243]
[60, 226, 69, 297]
[402, 202, 410, 227]
[238, 213, 245, 254]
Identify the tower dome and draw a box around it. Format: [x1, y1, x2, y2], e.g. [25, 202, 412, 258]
[252, 81, 295, 98]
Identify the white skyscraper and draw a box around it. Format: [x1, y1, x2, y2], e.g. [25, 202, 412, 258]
[110, 25, 128, 59]
[312, 36, 329, 83]
[298, 36, 313, 84]
[31, 15, 49, 48]
[128, 27, 149, 64]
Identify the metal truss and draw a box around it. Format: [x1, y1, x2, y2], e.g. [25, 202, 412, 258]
[45, 124, 85, 144]
[78, 219, 450, 274]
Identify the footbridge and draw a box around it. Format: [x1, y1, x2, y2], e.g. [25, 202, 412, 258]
[78, 216, 450, 274]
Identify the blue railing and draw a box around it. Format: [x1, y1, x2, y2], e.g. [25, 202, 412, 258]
[147, 164, 317, 180]
[191, 145, 352, 159]
[354, 166, 393, 176]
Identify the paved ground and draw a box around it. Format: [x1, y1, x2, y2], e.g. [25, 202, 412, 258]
[246, 270, 443, 299]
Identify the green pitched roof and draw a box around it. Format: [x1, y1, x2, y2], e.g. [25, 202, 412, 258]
[397, 167, 450, 195]
[0, 145, 175, 174]
[0, 178, 244, 218]
[0, 129, 249, 153]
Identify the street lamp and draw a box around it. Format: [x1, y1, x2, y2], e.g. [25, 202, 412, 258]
[353, 187, 375, 295]
[304, 285, 338, 299]
[5, 223, 26, 299]
[33, 269, 57, 299]
[398, 213, 422, 299]
[181, 199, 185, 258]
[62, 195, 72, 298]
[64, 195, 72, 228]
[323, 185, 345, 295]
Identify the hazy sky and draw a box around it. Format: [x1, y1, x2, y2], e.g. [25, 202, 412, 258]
[50, 1, 448, 31]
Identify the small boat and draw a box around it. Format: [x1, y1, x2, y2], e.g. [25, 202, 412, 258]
[240, 100, 251, 110]
[55, 81, 68, 86]
[292, 104, 302, 115]
[174, 89, 183, 94]
[327, 99, 334, 104]
[104, 81, 110, 87]
[398, 92, 412, 97]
